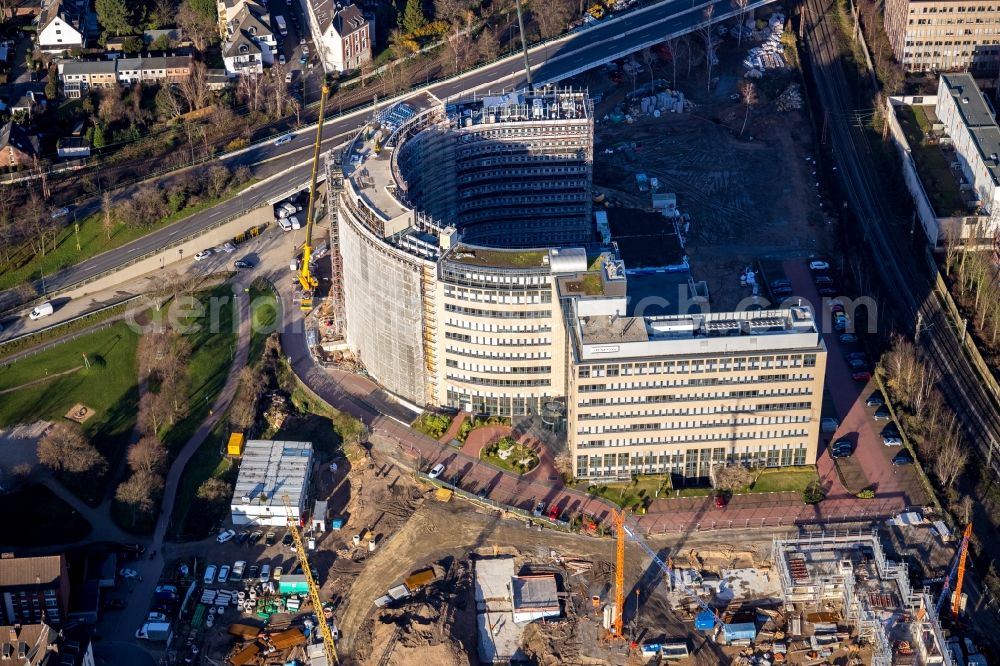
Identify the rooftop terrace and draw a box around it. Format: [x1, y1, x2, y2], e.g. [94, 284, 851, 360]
[447, 87, 591, 129]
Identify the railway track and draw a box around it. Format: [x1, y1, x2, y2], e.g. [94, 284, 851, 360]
[801, 0, 1000, 482]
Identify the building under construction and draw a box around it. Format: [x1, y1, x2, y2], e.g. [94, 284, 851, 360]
[772, 531, 953, 666]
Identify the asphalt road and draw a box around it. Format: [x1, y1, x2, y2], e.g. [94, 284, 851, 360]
[7, 0, 778, 307]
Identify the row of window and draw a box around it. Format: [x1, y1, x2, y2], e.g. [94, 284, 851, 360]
[445, 346, 551, 361]
[445, 331, 553, 345]
[578, 415, 810, 435]
[445, 373, 551, 387]
[911, 5, 1000, 13]
[577, 428, 809, 448]
[576, 401, 814, 419]
[445, 319, 552, 333]
[445, 303, 550, 319]
[577, 374, 815, 392]
[445, 359, 551, 374]
[444, 287, 553, 304]
[578, 355, 817, 378]
[578, 387, 814, 406]
[445, 390, 547, 417]
[575, 446, 808, 478]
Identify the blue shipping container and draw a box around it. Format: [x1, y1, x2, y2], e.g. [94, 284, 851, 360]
[694, 610, 716, 631]
[723, 622, 757, 642]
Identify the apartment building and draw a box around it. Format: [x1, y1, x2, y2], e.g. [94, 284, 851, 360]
[935, 73, 1000, 228]
[58, 56, 192, 90]
[222, 4, 276, 75]
[0, 556, 69, 626]
[303, 0, 372, 73]
[36, 0, 87, 53]
[883, 0, 1000, 72]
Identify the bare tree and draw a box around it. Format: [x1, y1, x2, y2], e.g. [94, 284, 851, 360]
[445, 28, 473, 74]
[115, 471, 165, 521]
[139, 390, 169, 436]
[127, 436, 169, 475]
[664, 35, 681, 87]
[102, 191, 115, 240]
[699, 4, 716, 93]
[434, 0, 465, 24]
[37, 423, 108, 475]
[177, 0, 216, 53]
[641, 47, 655, 92]
[732, 0, 750, 46]
[196, 478, 232, 504]
[934, 430, 968, 490]
[956, 494, 975, 525]
[532, 0, 573, 39]
[739, 81, 756, 137]
[477, 26, 500, 62]
[712, 463, 752, 492]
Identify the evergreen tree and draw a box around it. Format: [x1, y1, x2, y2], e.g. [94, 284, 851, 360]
[93, 124, 107, 149]
[401, 0, 426, 34]
[95, 0, 136, 37]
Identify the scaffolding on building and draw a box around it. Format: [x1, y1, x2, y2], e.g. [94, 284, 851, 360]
[325, 152, 346, 338]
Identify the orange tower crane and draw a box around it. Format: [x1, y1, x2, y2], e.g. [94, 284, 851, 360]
[951, 523, 973, 620]
[611, 509, 626, 640]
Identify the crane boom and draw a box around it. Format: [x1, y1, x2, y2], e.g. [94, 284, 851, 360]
[611, 510, 625, 640]
[621, 522, 723, 627]
[935, 523, 972, 620]
[298, 82, 330, 311]
[281, 494, 338, 664]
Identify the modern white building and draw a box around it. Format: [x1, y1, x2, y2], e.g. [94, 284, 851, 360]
[37, 0, 87, 54]
[230, 440, 313, 527]
[935, 73, 1000, 234]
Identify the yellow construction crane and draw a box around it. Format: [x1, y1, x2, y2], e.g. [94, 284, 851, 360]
[281, 494, 338, 664]
[298, 82, 330, 312]
[611, 509, 625, 640]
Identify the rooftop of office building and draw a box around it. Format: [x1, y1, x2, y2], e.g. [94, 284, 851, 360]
[446, 87, 591, 129]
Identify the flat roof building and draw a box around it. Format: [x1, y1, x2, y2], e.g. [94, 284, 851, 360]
[0, 556, 69, 627]
[230, 440, 313, 526]
[883, 0, 1000, 73]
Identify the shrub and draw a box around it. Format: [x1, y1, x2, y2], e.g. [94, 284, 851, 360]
[225, 137, 249, 152]
[856, 488, 876, 499]
[803, 481, 826, 505]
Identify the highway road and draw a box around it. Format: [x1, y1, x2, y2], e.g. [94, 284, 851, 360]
[4, 0, 777, 309]
[802, 0, 1000, 484]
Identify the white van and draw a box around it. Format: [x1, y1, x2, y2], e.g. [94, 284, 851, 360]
[277, 218, 292, 232]
[289, 216, 301, 230]
[29, 302, 54, 320]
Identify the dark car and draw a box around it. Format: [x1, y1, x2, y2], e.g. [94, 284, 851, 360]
[892, 451, 915, 466]
[852, 371, 872, 381]
[882, 423, 901, 438]
[248, 530, 262, 545]
[235, 531, 251, 545]
[772, 286, 793, 298]
[234, 259, 253, 270]
[866, 392, 885, 407]
[265, 532, 276, 546]
[282, 533, 294, 549]
[873, 406, 891, 421]
[849, 358, 868, 370]
[247, 564, 259, 580]
[831, 439, 853, 458]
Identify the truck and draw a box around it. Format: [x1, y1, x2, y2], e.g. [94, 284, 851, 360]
[275, 15, 287, 35]
[135, 621, 172, 641]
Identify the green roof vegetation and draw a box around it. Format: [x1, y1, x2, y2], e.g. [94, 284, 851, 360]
[450, 246, 548, 269]
[564, 273, 605, 296]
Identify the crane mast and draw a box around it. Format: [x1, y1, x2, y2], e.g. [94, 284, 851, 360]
[281, 494, 338, 664]
[298, 82, 330, 311]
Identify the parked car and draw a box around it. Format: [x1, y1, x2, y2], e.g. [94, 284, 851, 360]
[50, 207, 70, 219]
[892, 451, 915, 466]
[299, 53, 308, 65]
[866, 391, 884, 407]
[231, 561, 246, 581]
[282, 533, 294, 549]
[852, 371, 872, 381]
[203, 565, 217, 584]
[274, 133, 294, 146]
[119, 568, 138, 579]
[285, 71, 293, 83]
[873, 406, 891, 421]
[248, 531, 262, 545]
[278, 54, 286, 65]
[428, 463, 445, 479]
[259, 564, 271, 582]
[264, 532, 276, 546]
[194, 249, 213, 261]
[29, 302, 54, 320]
[147, 612, 168, 622]
[532, 502, 546, 517]
[216, 529, 236, 543]
[809, 260, 830, 271]
[849, 359, 868, 370]
[220, 242, 236, 253]
[247, 564, 259, 580]
[235, 531, 251, 545]
[831, 439, 853, 458]
[839, 333, 858, 343]
[821, 417, 839, 433]
[883, 435, 903, 447]
[277, 217, 293, 231]
[234, 259, 252, 270]
[847, 352, 867, 362]
[770, 279, 791, 289]
[273, 566, 283, 582]
[218, 565, 230, 582]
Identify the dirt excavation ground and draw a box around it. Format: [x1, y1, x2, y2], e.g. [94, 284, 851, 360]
[328, 456, 790, 666]
[584, 26, 838, 308]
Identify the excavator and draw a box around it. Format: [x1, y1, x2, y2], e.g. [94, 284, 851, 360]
[297, 81, 330, 312]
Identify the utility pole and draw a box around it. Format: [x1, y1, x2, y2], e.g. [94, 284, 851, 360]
[515, 0, 532, 88]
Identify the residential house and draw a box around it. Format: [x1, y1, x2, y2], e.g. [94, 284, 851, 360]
[0, 556, 69, 626]
[216, 0, 267, 38]
[303, 0, 371, 73]
[104, 35, 138, 52]
[206, 68, 232, 90]
[0, 622, 96, 666]
[36, 0, 86, 53]
[57, 60, 116, 91]
[221, 6, 276, 76]
[10, 90, 43, 119]
[0, 121, 39, 167]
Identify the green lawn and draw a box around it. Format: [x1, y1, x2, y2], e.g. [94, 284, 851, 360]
[895, 105, 966, 217]
[749, 467, 819, 493]
[583, 475, 674, 509]
[0, 484, 92, 546]
[247, 280, 279, 364]
[171, 418, 234, 539]
[0, 322, 139, 503]
[0, 179, 258, 292]
[161, 284, 237, 452]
